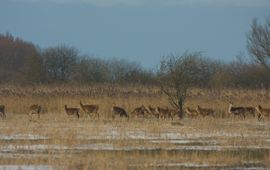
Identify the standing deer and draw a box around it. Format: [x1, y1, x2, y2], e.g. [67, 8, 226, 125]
[255, 105, 270, 121]
[79, 101, 99, 118]
[148, 105, 159, 118]
[29, 104, 42, 119]
[228, 102, 246, 119]
[112, 106, 129, 119]
[196, 105, 214, 117]
[0, 105, 6, 119]
[185, 107, 198, 118]
[157, 106, 178, 120]
[157, 106, 176, 119]
[64, 105, 80, 119]
[157, 106, 168, 119]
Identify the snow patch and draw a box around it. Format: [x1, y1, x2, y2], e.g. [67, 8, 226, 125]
[0, 165, 52, 170]
[1, 144, 68, 152]
[130, 162, 226, 168]
[0, 134, 48, 140]
[76, 143, 114, 150]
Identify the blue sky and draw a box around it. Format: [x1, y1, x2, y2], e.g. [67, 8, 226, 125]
[0, 0, 269, 68]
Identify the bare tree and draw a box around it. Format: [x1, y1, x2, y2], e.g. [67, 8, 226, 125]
[43, 45, 78, 82]
[72, 57, 110, 84]
[247, 17, 270, 71]
[158, 52, 205, 118]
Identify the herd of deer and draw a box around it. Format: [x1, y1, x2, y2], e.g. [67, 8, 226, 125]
[0, 101, 269, 121]
[186, 102, 270, 121]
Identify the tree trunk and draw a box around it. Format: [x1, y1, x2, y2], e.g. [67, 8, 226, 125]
[178, 96, 184, 119]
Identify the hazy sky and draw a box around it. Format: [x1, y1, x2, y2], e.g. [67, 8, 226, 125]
[0, 0, 269, 68]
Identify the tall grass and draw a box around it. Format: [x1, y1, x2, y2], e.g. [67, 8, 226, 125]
[0, 85, 270, 169]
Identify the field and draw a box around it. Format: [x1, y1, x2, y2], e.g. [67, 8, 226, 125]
[0, 85, 270, 169]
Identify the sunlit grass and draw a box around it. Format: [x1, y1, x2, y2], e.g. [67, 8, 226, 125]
[0, 85, 269, 169]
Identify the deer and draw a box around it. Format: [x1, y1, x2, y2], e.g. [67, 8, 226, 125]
[148, 105, 159, 118]
[28, 104, 42, 119]
[112, 106, 129, 119]
[79, 101, 99, 118]
[157, 106, 177, 120]
[157, 106, 169, 119]
[0, 105, 6, 119]
[185, 107, 199, 118]
[255, 105, 270, 121]
[64, 105, 80, 119]
[196, 105, 215, 117]
[131, 105, 150, 118]
[228, 102, 246, 119]
[167, 108, 179, 120]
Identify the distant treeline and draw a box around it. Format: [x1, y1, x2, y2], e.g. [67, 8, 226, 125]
[0, 33, 269, 88]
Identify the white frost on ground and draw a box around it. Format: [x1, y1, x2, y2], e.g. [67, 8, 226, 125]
[0, 134, 48, 140]
[150, 139, 219, 145]
[76, 143, 114, 150]
[265, 139, 270, 142]
[78, 130, 270, 141]
[226, 168, 268, 170]
[1, 144, 68, 152]
[0, 165, 52, 170]
[129, 162, 226, 168]
[130, 163, 267, 170]
[1, 143, 270, 152]
[151, 139, 195, 144]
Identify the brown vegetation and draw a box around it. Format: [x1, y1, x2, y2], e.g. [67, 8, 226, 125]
[0, 85, 269, 169]
[0, 111, 269, 169]
[0, 16, 269, 169]
[0, 85, 269, 121]
[1, 33, 270, 89]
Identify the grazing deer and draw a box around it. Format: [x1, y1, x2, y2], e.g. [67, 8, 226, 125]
[79, 101, 99, 118]
[196, 105, 214, 117]
[255, 105, 270, 121]
[185, 107, 198, 118]
[29, 104, 42, 119]
[64, 105, 80, 119]
[131, 105, 150, 118]
[228, 102, 246, 119]
[148, 105, 159, 118]
[0, 105, 6, 119]
[112, 106, 129, 119]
